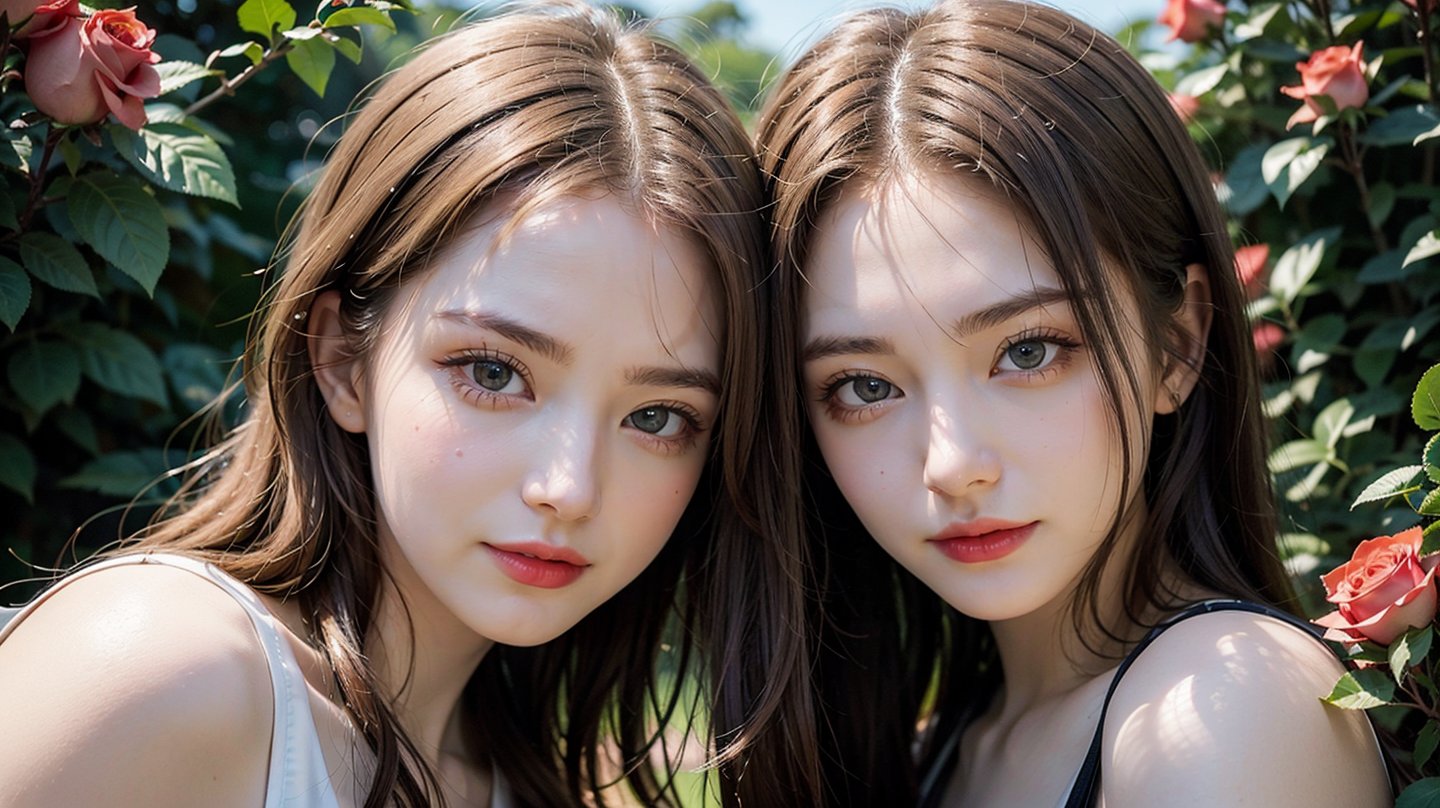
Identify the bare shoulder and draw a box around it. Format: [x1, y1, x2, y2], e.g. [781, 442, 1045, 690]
[1099, 608, 1389, 808]
[0, 562, 274, 807]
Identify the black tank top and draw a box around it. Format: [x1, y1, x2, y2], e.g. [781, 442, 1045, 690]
[916, 599, 1334, 808]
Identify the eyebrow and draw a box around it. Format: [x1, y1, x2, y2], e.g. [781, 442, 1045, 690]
[626, 366, 721, 396]
[802, 286, 1073, 363]
[436, 310, 573, 366]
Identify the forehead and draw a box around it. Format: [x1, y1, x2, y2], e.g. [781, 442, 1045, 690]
[392, 195, 722, 361]
[804, 172, 1061, 324]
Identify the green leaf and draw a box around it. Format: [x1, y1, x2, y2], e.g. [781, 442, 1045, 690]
[1391, 627, 1434, 683]
[110, 123, 238, 207]
[67, 173, 170, 295]
[19, 232, 97, 297]
[1418, 365, 1440, 431]
[208, 41, 264, 67]
[65, 323, 168, 407]
[1352, 466, 1426, 508]
[1270, 228, 1340, 305]
[0, 190, 16, 230]
[1406, 231, 1440, 269]
[163, 343, 230, 412]
[1268, 439, 1329, 473]
[1261, 137, 1332, 208]
[1313, 397, 1355, 448]
[1427, 434, 1440, 484]
[1234, 2, 1285, 39]
[59, 449, 170, 497]
[1361, 105, 1440, 147]
[285, 36, 335, 97]
[7, 341, 81, 416]
[0, 256, 31, 330]
[1175, 63, 1228, 97]
[1418, 724, 1440, 774]
[1357, 248, 1408, 284]
[53, 407, 99, 455]
[156, 61, 216, 95]
[1421, 488, 1440, 517]
[237, 0, 297, 42]
[1397, 778, 1440, 808]
[1323, 668, 1395, 709]
[1218, 142, 1270, 216]
[0, 432, 36, 501]
[322, 6, 397, 31]
[281, 25, 324, 40]
[1368, 182, 1396, 229]
[326, 32, 362, 63]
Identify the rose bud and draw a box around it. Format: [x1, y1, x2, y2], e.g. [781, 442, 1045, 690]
[1234, 244, 1270, 298]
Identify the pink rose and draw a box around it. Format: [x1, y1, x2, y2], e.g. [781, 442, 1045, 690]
[23, 7, 160, 130]
[1158, 0, 1226, 43]
[1234, 244, 1269, 298]
[1280, 43, 1369, 130]
[6, 0, 76, 38]
[1401, 0, 1436, 11]
[1168, 93, 1201, 124]
[1315, 527, 1438, 646]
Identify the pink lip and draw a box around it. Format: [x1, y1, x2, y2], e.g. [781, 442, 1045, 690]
[927, 519, 1037, 564]
[483, 541, 591, 589]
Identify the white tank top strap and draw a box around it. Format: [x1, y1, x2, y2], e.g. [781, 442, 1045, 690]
[0, 552, 340, 808]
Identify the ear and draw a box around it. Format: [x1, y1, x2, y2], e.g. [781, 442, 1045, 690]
[1154, 262, 1213, 415]
[308, 290, 367, 433]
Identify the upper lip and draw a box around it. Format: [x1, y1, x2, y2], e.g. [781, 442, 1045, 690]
[928, 519, 1036, 542]
[484, 541, 591, 566]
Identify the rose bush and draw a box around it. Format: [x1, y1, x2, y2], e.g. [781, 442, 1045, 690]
[23, 7, 160, 129]
[1315, 528, 1438, 645]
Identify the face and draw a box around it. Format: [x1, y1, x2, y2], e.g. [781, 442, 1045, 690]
[328, 195, 721, 647]
[801, 172, 1162, 623]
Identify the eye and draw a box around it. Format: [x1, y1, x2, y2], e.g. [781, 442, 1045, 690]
[999, 339, 1054, 372]
[833, 376, 898, 406]
[992, 331, 1081, 378]
[625, 406, 688, 437]
[472, 358, 524, 395]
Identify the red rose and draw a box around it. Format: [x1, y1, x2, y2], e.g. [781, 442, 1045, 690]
[23, 7, 160, 130]
[1280, 43, 1369, 130]
[1315, 527, 1438, 646]
[1234, 244, 1269, 298]
[1168, 93, 1201, 124]
[1158, 0, 1226, 43]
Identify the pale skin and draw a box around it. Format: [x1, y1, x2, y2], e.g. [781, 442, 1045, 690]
[802, 171, 1389, 807]
[0, 195, 722, 807]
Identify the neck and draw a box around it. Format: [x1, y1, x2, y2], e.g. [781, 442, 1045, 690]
[369, 541, 494, 770]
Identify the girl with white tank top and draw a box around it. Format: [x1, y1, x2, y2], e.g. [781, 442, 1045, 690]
[0, 5, 814, 805]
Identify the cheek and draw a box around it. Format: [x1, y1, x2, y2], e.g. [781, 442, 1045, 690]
[811, 417, 909, 520]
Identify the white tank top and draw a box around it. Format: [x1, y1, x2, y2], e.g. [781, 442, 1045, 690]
[0, 552, 514, 807]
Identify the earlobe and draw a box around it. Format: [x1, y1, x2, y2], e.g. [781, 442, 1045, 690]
[308, 290, 367, 433]
[1155, 262, 1213, 415]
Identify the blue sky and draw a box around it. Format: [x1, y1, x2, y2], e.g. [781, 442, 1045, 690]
[635, 0, 1164, 57]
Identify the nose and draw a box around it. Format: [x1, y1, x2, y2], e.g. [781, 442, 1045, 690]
[922, 401, 1000, 497]
[522, 417, 602, 522]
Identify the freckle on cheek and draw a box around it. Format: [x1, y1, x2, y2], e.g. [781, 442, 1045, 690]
[455, 449, 464, 458]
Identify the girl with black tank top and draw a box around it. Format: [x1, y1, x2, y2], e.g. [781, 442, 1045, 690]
[755, 1, 1392, 805]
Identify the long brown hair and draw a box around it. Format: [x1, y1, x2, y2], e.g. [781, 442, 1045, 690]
[756, 0, 1295, 802]
[120, 3, 818, 805]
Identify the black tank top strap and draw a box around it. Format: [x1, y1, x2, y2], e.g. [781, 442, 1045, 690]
[1061, 599, 1323, 808]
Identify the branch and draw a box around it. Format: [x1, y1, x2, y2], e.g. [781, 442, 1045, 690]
[184, 40, 296, 118]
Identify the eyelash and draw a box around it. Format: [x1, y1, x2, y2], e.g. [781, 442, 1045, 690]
[438, 349, 709, 454]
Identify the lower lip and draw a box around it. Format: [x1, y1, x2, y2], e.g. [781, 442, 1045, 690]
[483, 545, 587, 589]
[930, 523, 1037, 564]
